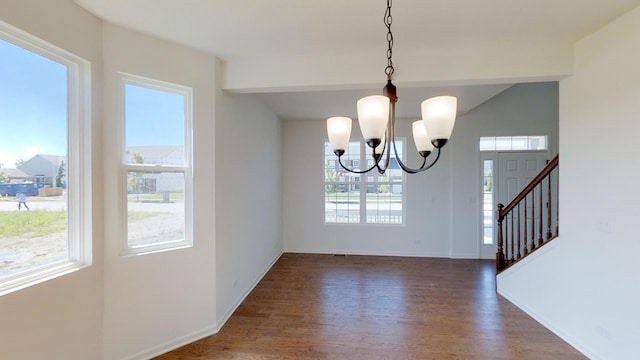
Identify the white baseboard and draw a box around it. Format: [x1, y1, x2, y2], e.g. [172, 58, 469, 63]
[120, 324, 218, 360]
[283, 248, 450, 258]
[497, 286, 599, 360]
[121, 251, 283, 360]
[214, 251, 284, 332]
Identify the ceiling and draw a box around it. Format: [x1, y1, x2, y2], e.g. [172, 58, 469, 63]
[75, 0, 640, 121]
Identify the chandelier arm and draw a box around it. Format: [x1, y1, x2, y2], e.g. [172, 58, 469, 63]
[337, 155, 379, 174]
[392, 145, 442, 174]
[386, 99, 434, 174]
[375, 129, 391, 174]
[325, 0, 454, 176]
[415, 147, 442, 173]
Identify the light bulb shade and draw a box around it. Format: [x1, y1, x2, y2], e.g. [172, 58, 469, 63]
[412, 120, 434, 152]
[357, 95, 390, 143]
[327, 116, 352, 151]
[421, 96, 457, 140]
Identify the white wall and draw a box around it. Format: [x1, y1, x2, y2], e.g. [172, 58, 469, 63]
[1, 4, 284, 359]
[282, 83, 558, 258]
[0, 1, 105, 359]
[214, 58, 283, 325]
[498, 5, 640, 360]
[102, 24, 217, 359]
[283, 117, 453, 257]
[225, 42, 572, 93]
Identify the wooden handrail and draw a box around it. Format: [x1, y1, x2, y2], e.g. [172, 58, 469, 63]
[496, 154, 559, 273]
[498, 155, 559, 220]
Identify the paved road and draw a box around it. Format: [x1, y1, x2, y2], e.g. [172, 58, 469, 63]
[0, 196, 184, 213]
[0, 197, 67, 212]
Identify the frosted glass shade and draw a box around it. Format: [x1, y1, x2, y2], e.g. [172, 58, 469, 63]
[412, 120, 434, 152]
[421, 96, 457, 140]
[327, 116, 352, 151]
[357, 95, 390, 142]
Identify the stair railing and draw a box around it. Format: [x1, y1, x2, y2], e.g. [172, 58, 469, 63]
[496, 155, 559, 273]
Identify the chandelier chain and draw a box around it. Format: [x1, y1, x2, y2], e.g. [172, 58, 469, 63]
[384, 0, 394, 78]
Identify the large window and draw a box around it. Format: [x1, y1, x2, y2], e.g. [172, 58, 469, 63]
[324, 140, 404, 224]
[121, 74, 192, 255]
[0, 21, 92, 295]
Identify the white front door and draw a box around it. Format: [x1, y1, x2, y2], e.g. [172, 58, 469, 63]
[480, 151, 547, 259]
[498, 152, 548, 206]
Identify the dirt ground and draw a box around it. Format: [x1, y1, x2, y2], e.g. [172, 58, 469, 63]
[0, 197, 183, 277]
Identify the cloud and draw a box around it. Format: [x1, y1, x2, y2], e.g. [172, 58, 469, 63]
[0, 151, 18, 168]
[24, 145, 39, 158]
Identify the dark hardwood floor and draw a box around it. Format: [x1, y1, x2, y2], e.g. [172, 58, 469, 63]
[156, 253, 585, 359]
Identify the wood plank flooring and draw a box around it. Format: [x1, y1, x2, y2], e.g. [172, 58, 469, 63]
[155, 253, 586, 359]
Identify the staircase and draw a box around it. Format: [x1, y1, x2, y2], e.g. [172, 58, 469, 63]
[496, 155, 559, 273]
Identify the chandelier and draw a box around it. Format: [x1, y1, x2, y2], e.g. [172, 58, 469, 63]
[326, 0, 457, 174]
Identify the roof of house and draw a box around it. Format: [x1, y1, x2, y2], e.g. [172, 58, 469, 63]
[30, 154, 65, 166]
[1, 168, 30, 178]
[126, 146, 183, 162]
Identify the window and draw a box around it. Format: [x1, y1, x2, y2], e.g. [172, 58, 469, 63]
[121, 74, 192, 255]
[324, 140, 404, 224]
[479, 135, 547, 151]
[482, 160, 494, 245]
[0, 21, 92, 295]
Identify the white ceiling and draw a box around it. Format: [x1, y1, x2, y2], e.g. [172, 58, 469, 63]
[75, 0, 640, 120]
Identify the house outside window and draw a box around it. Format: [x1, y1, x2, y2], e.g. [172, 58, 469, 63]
[120, 74, 193, 256]
[0, 21, 92, 295]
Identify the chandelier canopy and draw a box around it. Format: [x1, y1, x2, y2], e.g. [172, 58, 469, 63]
[326, 0, 457, 174]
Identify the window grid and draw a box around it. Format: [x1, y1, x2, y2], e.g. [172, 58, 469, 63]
[479, 135, 547, 151]
[324, 140, 404, 225]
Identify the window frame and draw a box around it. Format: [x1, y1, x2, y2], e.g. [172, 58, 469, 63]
[118, 73, 194, 256]
[0, 20, 92, 296]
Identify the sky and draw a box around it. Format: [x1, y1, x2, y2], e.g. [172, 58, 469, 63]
[0, 38, 185, 170]
[0, 39, 66, 168]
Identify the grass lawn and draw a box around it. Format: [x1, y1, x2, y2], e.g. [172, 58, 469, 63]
[0, 210, 67, 237]
[0, 210, 163, 238]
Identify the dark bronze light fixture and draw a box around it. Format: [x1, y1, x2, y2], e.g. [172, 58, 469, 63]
[326, 0, 457, 174]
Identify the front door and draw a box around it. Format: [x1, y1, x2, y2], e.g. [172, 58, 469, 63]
[480, 151, 547, 259]
[498, 152, 548, 206]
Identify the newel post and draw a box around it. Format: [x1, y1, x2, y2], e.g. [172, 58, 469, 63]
[496, 203, 505, 272]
